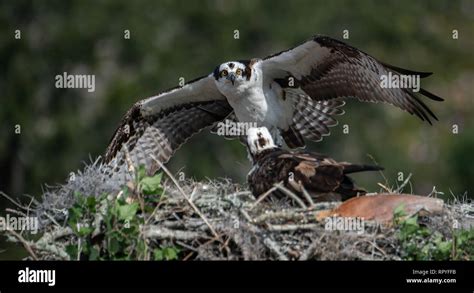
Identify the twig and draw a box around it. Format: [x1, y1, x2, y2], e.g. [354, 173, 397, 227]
[161, 219, 206, 230]
[367, 154, 389, 187]
[33, 242, 70, 260]
[274, 184, 307, 209]
[367, 240, 387, 258]
[299, 234, 326, 260]
[377, 182, 392, 193]
[151, 155, 223, 243]
[182, 251, 195, 261]
[123, 145, 136, 176]
[267, 223, 319, 232]
[239, 208, 253, 223]
[219, 235, 232, 251]
[28, 227, 73, 260]
[176, 241, 198, 252]
[263, 238, 288, 260]
[77, 237, 82, 261]
[5, 228, 39, 260]
[43, 212, 62, 228]
[25, 194, 37, 218]
[395, 173, 412, 193]
[428, 186, 444, 198]
[142, 226, 207, 241]
[5, 208, 27, 217]
[36, 227, 74, 244]
[301, 186, 315, 207]
[253, 210, 308, 224]
[293, 202, 339, 212]
[228, 191, 253, 198]
[145, 185, 167, 225]
[249, 184, 279, 210]
[0, 191, 32, 211]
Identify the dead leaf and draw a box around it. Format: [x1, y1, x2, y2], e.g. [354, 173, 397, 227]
[316, 193, 444, 225]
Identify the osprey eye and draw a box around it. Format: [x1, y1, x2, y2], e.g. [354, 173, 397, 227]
[236, 69, 242, 76]
[221, 70, 228, 77]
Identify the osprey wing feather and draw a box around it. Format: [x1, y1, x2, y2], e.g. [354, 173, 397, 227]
[261, 35, 443, 125]
[104, 75, 232, 176]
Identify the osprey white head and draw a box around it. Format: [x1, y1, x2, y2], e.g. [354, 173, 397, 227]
[213, 61, 250, 86]
[247, 127, 278, 155]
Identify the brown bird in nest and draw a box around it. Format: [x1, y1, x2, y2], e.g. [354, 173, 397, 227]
[246, 127, 383, 204]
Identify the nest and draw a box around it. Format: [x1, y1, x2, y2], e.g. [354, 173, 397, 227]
[3, 159, 473, 260]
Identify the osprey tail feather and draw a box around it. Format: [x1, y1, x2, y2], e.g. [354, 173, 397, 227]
[342, 164, 384, 174]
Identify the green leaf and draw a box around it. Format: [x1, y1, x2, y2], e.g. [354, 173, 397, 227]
[117, 202, 139, 221]
[137, 165, 147, 181]
[67, 207, 82, 227]
[136, 240, 146, 255]
[120, 186, 130, 201]
[434, 236, 452, 258]
[77, 226, 93, 237]
[404, 215, 418, 227]
[109, 237, 120, 255]
[393, 204, 406, 221]
[153, 247, 179, 260]
[86, 196, 96, 211]
[163, 247, 179, 260]
[404, 216, 418, 230]
[74, 191, 84, 200]
[70, 206, 83, 218]
[65, 244, 78, 259]
[89, 246, 100, 260]
[139, 173, 163, 195]
[153, 249, 164, 260]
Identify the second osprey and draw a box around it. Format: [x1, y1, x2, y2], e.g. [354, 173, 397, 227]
[246, 127, 383, 203]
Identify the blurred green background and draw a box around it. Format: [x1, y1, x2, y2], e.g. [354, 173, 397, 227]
[0, 0, 473, 258]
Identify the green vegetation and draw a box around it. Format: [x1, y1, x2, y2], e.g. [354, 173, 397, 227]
[65, 168, 178, 260]
[394, 205, 474, 260]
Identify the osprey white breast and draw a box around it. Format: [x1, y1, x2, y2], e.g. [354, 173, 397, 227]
[213, 60, 293, 135]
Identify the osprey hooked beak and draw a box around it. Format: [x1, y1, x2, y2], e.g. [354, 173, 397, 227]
[226, 72, 236, 85]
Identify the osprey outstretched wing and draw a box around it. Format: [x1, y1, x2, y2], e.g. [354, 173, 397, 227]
[260, 36, 443, 131]
[104, 35, 443, 176]
[104, 75, 232, 175]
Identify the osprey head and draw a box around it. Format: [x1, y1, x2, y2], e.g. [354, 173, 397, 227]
[213, 61, 251, 86]
[247, 127, 277, 156]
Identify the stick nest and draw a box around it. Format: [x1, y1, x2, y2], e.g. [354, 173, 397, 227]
[4, 159, 473, 260]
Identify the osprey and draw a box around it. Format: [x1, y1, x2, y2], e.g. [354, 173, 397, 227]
[104, 35, 443, 175]
[246, 127, 383, 203]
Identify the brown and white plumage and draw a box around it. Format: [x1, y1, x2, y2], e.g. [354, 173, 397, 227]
[104, 76, 232, 176]
[104, 35, 442, 176]
[246, 127, 383, 203]
[262, 36, 442, 129]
